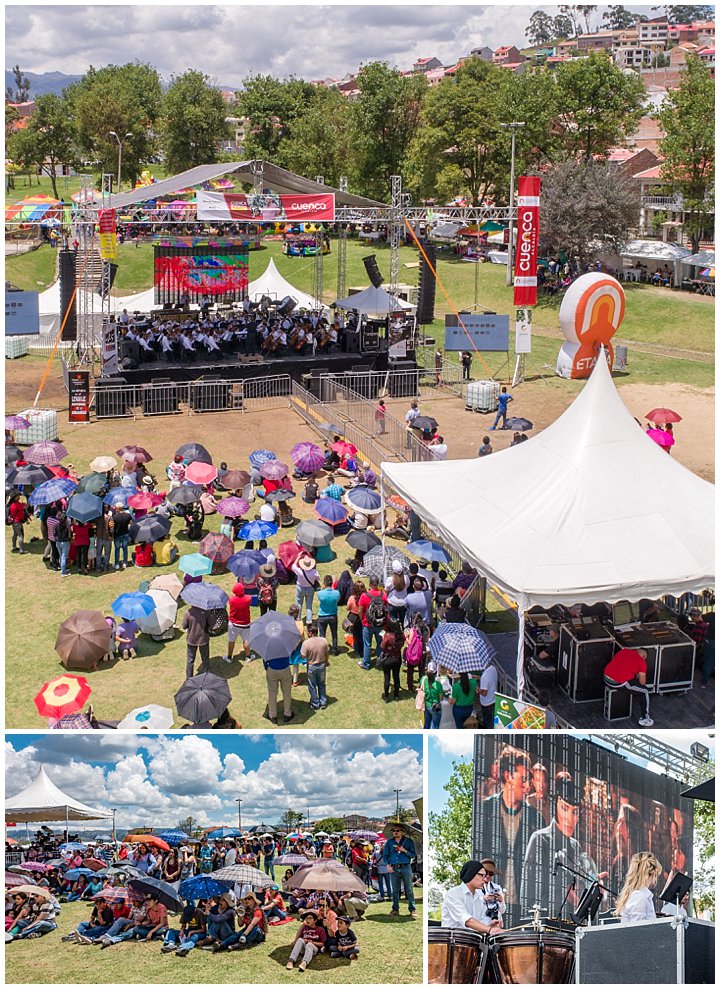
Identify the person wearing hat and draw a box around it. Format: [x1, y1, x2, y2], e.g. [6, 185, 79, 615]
[293, 553, 319, 625]
[226, 582, 252, 663]
[255, 554, 278, 615]
[286, 908, 327, 971]
[330, 914, 359, 959]
[480, 859, 506, 925]
[441, 861, 503, 933]
[214, 890, 267, 951]
[382, 825, 418, 918]
[197, 892, 236, 947]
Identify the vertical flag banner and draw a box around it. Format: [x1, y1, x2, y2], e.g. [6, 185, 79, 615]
[98, 210, 118, 261]
[513, 176, 541, 307]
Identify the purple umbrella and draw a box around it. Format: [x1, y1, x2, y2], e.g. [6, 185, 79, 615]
[5, 415, 30, 431]
[259, 459, 289, 480]
[25, 440, 69, 465]
[314, 497, 349, 525]
[227, 555, 260, 582]
[216, 496, 250, 519]
[291, 442, 325, 474]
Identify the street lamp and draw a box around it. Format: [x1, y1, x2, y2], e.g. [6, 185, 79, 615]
[108, 131, 132, 194]
[235, 797, 242, 832]
[111, 808, 117, 848]
[500, 122, 526, 287]
[393, 789, 402, 820]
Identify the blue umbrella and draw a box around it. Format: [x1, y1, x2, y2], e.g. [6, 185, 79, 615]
[179, 552, 214, 577]
[406, 539, 451, 564]
[229, 549, 265, 567]
[111, 592, 157, 619]
[245, 611, 302, 661]
[156, 830, 190, 847]
[227, 554, 260, 582]
[64, 868, 96, 880]
[179, 874, 232, 900]
[238, 520, 278, 540]
[28, 477, 77, 505]
[59, 842, 88, 852]
[103, 486, 139, 506]
[180, 581, 229, 611]
[206, 827, 243, 839]
[249, 449, 276, 468]
[428, 622, 497, 674]
[315, 497, 349, 525]
[66, 492, 104, 523]
[345, 485, 382, 512]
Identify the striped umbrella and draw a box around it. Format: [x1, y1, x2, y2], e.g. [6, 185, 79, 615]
[216, 496, 250, 518]
[291, 442, 325, 474]
[314, 497, 348, 525]
[358, 545, 410, 581]
[34, 675, 92, 719]
[25, 440, 68, 465]
[211, 864, 276, 888]
[199, 533, 234, 566]
[428, 622, 496, 674]
[249, 449, 276, 468]
[28, 477, 77, 505]
[259, 459, 289, 480]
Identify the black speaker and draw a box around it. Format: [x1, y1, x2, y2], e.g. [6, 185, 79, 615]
[345, 330, 361, 354]
[58, 249, 77, 341]
[417, 242, 437, 324]
[363, 254, 384, 288]
[96, 262, 119, 298]
[278, 295, 297, 315]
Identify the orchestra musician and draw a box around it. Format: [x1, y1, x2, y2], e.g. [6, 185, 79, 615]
[441, 861, 503, 935]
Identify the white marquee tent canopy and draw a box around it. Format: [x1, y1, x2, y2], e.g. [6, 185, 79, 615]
[248, 258, 319, 309]
[381, 357, 714, 686]
[333, 284, 416, 315]
[5, 766, 110, 823]
[619, 239, 692, 262]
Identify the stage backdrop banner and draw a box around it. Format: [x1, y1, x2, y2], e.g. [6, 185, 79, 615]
[197, 190, 336, 223]
[513, 176, 541, 307]
[444, 312, 510, 351]
[471, 735, 693, 930]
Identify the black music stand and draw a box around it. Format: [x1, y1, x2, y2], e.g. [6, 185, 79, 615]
[659, 870, 693, 918]
[571, 880, 604, 926]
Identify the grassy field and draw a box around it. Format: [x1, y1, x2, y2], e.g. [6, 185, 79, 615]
[5, 894, 423, 984]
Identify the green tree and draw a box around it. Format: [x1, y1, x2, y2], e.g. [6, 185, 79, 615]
[655, 55, 714, 252]
[176, 815, 201, 837]
[558, 5, 583, 36]
[664, 5, 714, 24]
[276, 86, 351, 187]
[540, 158, 640, 265]
[312, 816, 344, 834]
[68, 62, 162, 185]
[551, 51, 646, 158]
[6, 64, 30, 102]
[602, 5, 636, 30]
[688, 762, 715, 917]
[159, 70, 230, 173]
[236, 75, 316, 160]
[8, 92, 77, 199]
[526, 10, 556, 46]
[280, 809, 305, 832]
[553, 12, 576, 38]
[348, 62, 427, 201]
[428, 759, 474, 889]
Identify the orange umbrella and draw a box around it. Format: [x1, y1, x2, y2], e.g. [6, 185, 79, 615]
[34, 675, 92, 719]
[123, 834, 170, 851]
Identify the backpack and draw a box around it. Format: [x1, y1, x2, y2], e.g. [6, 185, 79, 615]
[259, 578, 274, 605]
[366, 594, 387, 628]
[405, 629, 424, 666]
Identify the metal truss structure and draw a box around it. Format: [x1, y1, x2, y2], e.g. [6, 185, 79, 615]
[592, 734, 714, 783]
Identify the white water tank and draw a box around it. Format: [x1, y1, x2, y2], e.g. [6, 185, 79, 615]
[465, 379, 499, 413]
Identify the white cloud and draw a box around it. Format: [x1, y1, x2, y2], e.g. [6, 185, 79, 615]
[432, 735, 476, 758]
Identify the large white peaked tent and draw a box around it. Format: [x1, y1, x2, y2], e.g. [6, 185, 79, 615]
[333, 284, 416, 315]
[248, 258, 319, 309]
[5, 766, 109, 823]
[382, 357, 714, 686]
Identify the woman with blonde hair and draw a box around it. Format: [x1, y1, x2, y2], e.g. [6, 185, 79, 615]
[615, 851, 662, 922]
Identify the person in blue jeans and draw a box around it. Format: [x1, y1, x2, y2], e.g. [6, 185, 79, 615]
[358, 578, 387, 670]
[301, 624, 330, 710]
[373, 846, 393, 901]
[293, 554, 318, 624]
[489, 386, 513, 430]
[161, 902, 207, 955]
[202, 894, 236, 945]
[66, 897, 114, 942]
[112, 504, 132, 569]
[55, 512, 72, 577]
[261, 886, 286, 922]
[213, 892, 267, 952]
[10, 894, 58, 939]
[317, 574, 340, 654]
[382, 825, 418, 918]
[262, 838, 276, 879]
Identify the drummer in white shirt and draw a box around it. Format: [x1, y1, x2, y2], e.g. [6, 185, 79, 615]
[615, 852, 662, 922]
[441, 861, 503, 935]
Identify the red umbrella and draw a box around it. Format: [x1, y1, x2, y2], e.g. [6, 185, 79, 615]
[331, 440, 357, 457]
[34, 675, 92, 719]
[277, 540, 304, 569]
[186, 461, 218, 485]
[123, 835, 170, 851]
[199, 532, 234, 566]
[47, 464, 70, 478]
[646, 428, 674, 448]
[645, 408, 682, 424]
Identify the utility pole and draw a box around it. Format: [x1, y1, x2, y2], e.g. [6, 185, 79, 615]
[500, 122, 525, 287]
[393, 789, 402, 820]
[111, 808, 117, 848]
[235, 797, 242, 832]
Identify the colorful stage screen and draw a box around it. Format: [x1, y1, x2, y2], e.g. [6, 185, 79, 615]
[472, 735, 693, 928]
[153, 240, 249, 305]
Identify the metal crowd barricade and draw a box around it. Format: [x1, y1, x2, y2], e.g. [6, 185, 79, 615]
[140, 381, 185, 416]
[189, 380, 234, 413]
[240, 374, 293, 412]
[95, 382, 140, 419]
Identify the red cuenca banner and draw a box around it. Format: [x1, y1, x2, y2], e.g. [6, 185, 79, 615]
[513, 176, 541, 307]
[197, 190, 335, 223]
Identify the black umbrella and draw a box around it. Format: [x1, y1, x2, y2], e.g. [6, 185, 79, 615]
[75, 472, 108, 495]
[505, 417, 534, 431]
[6, 463, 54, 487]
[175, 672, 232, 724]
[346, 530, 381, 553]
[130, 514, 172, 543]
[127, 875, 182, 911]
[175, 443, 212, 465]
[166, 484, 202, 506]
[411, 415, 438, 431]
[5, 445, 23, 465]
[266, 489, 296, 503]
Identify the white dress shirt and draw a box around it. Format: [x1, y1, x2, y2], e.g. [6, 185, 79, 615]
[442, 882, 493, 929]
[620, 887, 656, 923]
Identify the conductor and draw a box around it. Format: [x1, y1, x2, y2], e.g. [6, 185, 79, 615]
[441, 861, 503, 934]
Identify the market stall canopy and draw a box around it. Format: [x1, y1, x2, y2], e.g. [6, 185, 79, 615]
[683, 249, 715, 268]
[5, 766, 110, 822]
[333, 284, 416, 315]
[619, 240, 692, 262]
[382, 355, 714, 610]
[87, 161, 387, 212]
[248, 258, 319, 309]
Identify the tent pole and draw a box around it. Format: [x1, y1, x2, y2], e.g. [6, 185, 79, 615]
[380, 473, 387, 568]
[516, 603, 526, 698]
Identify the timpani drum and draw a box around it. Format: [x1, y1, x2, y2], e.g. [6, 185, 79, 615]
[487, 928, 575, 984]
[428, 928, 489, 984]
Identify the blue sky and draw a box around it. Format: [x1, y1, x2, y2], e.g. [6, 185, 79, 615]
[6, 732, 423, 831]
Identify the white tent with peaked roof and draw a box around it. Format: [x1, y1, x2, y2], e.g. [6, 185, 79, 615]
[333, 284, 416, 315]
[247, 258, 319, 309]
[5, 766, 109, 823]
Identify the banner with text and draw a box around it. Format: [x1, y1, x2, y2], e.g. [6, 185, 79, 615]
[98, 210, 118, 261]
[197, 190, 336, 223]
[513, 176, 540, 307]
[68, 370, 91, 423]
[444, 312, 510, 352]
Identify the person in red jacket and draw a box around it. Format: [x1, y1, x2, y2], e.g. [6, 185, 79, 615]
[226, 582, 251, 664]
[8, 494, 28, 554]
[71, 520, 91, 573]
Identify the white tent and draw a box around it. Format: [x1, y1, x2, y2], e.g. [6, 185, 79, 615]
[247, 257, 319, 309]
[5, 766, 110, 823]
[333, 284, 416, 315]
[381, 357, 714, 687]
[619, 240, 692, 262]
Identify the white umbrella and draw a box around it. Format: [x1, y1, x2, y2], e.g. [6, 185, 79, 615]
[89, 456, 117, 472]
[118, 705, 174, 730]
[137, 589, 177, 636]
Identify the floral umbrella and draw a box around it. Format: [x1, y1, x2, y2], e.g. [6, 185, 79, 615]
[259, 459, 289, 480]
[216, 496, 250, 518]
[199, 533, 234, 566]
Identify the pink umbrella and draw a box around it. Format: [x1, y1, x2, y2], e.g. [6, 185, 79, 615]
[14, 862, 53, 873]
[25, 440, 68, 465]
[259, 459, 289, 480]
[216, 496, 250, 518]
[646, 428, 674, 449]
[127, 492, 163, 510]
[291, 442, 324, 474]
[186, 461, 218, 485]
[277, 540, 304, 569]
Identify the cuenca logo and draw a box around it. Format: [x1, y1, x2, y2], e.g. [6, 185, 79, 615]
[516, 210, 536, 273]
[289, 201, 329, 213]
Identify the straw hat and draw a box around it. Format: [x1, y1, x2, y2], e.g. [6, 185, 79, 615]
[243, 890, 262, 906]
[296, 554, 315, 571]
[300, 908, 319, 920]
[259, 554, 277, 578]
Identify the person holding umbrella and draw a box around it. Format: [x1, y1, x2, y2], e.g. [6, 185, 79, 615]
[182, 604, 211, 679]
[383, 825, 418, 919]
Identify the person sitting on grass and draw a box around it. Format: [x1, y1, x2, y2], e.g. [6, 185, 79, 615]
[161, 899, 208, 956]
[96, 900, 148, 948]
[7, 891, 58, 941]
[316, 899, 338, 948]
[115, 617, 139, 660]
[65, 895, 115, 943]
[286, 908, 327, 972]
[195, 892, 236, 947]
[261, 885, 287, 923]
[214, 891, 267, 952]
[132, 893, 168, 942]
[5, 893, 29, 933]
[329, 915, 359, 960]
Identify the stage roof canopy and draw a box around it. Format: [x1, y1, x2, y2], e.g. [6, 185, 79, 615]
[92, 161, 387, 212]
[5, 766, 110, 823]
